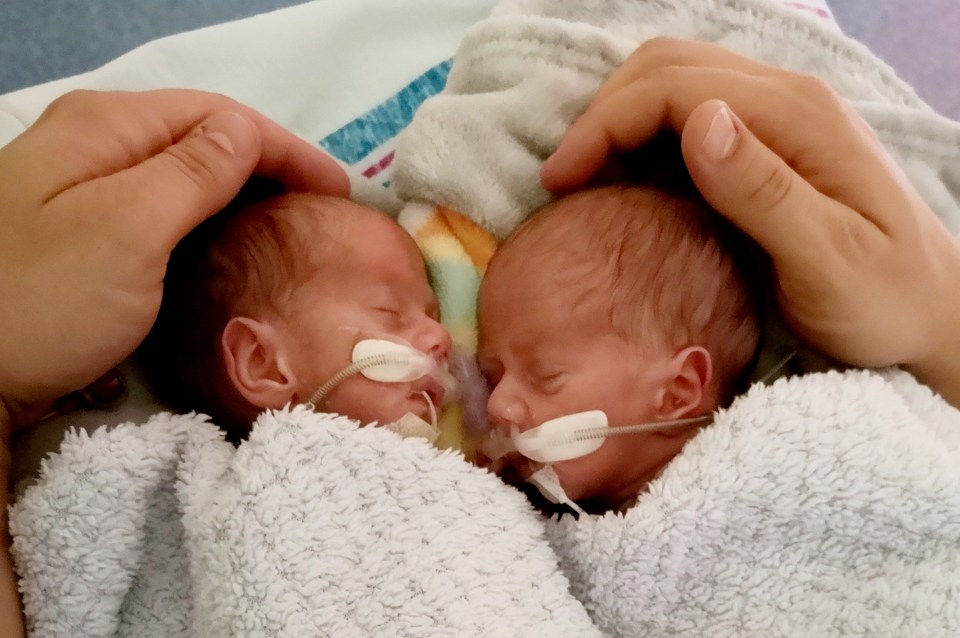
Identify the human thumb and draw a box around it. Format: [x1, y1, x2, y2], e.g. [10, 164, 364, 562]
[104, 110, 261, 253]
[680, 100, 842, 267]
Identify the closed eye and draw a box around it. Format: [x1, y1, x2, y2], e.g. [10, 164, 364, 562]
[530, 370, 566, 394]
[372, 306, 404, 328]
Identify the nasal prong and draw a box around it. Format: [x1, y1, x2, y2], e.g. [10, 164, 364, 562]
[512, 411, 608, 464]
[304, 339, 436, 410]
[351, 339, 435, 382]
[508, 411, 713, 464]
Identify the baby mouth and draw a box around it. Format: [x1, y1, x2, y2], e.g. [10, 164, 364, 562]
[409, 376, 445, 410]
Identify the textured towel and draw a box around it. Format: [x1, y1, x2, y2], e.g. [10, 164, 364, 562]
[547, 369, 960, 637]
[11, 409, 600, 637]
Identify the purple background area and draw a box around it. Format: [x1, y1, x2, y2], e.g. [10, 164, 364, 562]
[832, 0, 960, 119]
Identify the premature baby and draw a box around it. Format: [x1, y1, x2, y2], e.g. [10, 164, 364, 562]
[142, 188, 453, 441]
[478, 184, 761, 513]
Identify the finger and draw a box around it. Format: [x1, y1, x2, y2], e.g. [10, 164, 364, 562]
[591, 37, 785, 107]
[542, 67, 889, 200]
[680, 100, 883, 268]
[234, 111, 350, 197]
[74, 111, 263, 254]
[29, 89, 350, 196]
[134, 89, 351, 195]
[541, 78, 673, 192]
[542, 67, 736, 192]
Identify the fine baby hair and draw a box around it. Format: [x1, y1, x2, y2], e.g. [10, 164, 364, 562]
[141, 180, 355, 439]
[498, 182, 762, 405]
[142, 179, 458, 443]
[478, 142, 764, 512]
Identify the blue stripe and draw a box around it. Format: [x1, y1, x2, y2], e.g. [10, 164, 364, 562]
[319, 59, 452, 165]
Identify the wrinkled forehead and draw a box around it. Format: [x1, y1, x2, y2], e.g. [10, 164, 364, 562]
[309, 202, 430, 299]
[480, 239, 609, 331]
[285, 197, 414, 262]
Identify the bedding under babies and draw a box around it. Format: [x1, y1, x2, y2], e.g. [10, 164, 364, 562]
[9, 0, 960, 635]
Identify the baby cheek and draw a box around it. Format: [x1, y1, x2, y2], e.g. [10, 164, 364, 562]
[550, 441, 622, 501]
[325, 378, 403, 424]
[549, 457, 598, 501]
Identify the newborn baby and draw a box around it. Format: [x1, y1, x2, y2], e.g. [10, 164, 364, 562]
[142, 188, 453, 440]
[478, 184, 761, 513]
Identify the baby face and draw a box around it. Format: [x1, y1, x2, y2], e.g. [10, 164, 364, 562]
[281, 207, 450, 425]
[477, 254, 689, 510]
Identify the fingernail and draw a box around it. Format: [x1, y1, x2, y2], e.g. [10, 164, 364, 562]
[701, 105, 739, 162]
[196, 111, 257, 158]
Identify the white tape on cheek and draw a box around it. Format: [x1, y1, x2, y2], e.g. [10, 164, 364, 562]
[526, 466, 586, 516]
[352, 339, 435, 382]
[383, 412, 440, 444]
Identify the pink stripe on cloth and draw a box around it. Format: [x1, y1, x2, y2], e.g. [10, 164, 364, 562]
[362, 150, 396, 178]
[783, 1, 833, 20]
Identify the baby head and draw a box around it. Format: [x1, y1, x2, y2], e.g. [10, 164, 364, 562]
[143, 189, 450, 439]
[478, 184, 760, 511]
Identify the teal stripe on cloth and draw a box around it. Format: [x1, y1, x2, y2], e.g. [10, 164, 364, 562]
[319, 59, 451, 165]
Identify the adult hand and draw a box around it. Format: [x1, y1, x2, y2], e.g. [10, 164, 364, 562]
[0, 89, 350, 429]
[541, 38, 960, 406]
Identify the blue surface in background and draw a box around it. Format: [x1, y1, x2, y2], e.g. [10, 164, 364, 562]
[0, 1, 958, 119]
[0, 0, 304, 93]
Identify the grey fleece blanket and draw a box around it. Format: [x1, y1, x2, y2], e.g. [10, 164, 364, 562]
[11, 0, 960, 636]
[394, 0, 960, 239]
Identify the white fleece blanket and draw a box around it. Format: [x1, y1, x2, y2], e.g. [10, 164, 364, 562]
[549, 369, 960, 637]
[10, 0, 960, 636]
[11, 409, 600, 636]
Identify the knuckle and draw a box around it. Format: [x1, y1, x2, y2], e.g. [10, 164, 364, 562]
[623, 36, 687, 78]
[789, 73, 843, 109]
[748, 160, 795, 211]
[164, 139, 223, 192]
[634, 36, 684, 65]
[42, 89, 102, 121]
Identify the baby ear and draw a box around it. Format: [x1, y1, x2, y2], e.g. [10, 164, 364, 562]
[221, 317, 298, 409]
[656, 345, 713, 421]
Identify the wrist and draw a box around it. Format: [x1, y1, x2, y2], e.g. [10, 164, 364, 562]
[905, 234, 960, 409]
[906, 330, 960, 409]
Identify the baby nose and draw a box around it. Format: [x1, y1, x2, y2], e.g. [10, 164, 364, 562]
[412, 315, 451, 361]
[487, 379, 530, 431]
